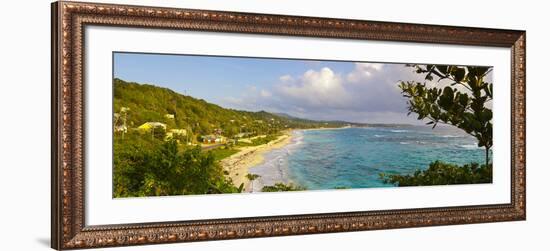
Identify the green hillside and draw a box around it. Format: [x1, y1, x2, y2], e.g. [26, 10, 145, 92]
[114, 78, 354, 139]
[113, 78, 358, 198]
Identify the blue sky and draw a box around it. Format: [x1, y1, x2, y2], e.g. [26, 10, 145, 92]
[114, 52, 430, 124]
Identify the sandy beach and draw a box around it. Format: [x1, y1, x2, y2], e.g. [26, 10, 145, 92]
[221, 130, 294, 192]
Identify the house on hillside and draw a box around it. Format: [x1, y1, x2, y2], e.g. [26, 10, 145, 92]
[170, 129, 187, 135]
[165, 128, 187, 140]
[164, 114, 175, 119]
[137, 122, 167, 131]
[201, 135, 227, 144]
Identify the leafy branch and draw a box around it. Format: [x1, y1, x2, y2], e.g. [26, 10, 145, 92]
[399, 65, 493, 167]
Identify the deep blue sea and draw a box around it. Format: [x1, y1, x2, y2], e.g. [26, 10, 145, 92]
[248, 126, 488, 191]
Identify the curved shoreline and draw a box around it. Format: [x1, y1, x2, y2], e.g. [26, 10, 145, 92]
[220, 131, 294, 192]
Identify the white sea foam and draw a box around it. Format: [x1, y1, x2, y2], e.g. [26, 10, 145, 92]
[248, 130, 305, 192]
[390, 129, 409, 133]
[459, 144, 480, 149]
[439, 134, 462, 138]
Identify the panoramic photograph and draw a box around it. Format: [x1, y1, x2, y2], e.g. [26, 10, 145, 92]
[112, 52, 493, 198]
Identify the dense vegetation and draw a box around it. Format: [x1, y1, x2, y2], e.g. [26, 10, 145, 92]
[261, 183, 306, 192]
[113, 134, 243, 197]
[381, 161, 492, 186]
[382, 65, 493, 186]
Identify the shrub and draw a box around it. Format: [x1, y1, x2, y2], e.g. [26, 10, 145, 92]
[261, 183, 306, 192]
[381, 161, 492, 187]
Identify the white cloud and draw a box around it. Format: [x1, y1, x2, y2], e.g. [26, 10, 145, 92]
[223, 64, 414, 122]
[260, 89, 272, 98]
[279, 74, 293, 83]
[277, 67, 352, 109]
[220, 63, 492, 124]
[222, 85, 269, 111]
[346, 63, 384, 82]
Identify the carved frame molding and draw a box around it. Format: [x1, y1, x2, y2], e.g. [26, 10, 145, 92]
[51, 1, 526, 249]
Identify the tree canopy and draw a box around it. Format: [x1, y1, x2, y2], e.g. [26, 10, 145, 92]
[382, 64, 493, 187]
[398, 65, 493, 166]
[113, 135, 244, 197]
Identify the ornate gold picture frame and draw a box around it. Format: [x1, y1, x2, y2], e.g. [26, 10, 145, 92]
[51, 1, 526, 249]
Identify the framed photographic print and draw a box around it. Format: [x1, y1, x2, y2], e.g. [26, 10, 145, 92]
[51, 1, 526, 249]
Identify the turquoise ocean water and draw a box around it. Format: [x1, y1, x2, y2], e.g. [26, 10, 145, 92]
[248, 126, 488, 191]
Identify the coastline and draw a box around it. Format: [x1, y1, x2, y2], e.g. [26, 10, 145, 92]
[221, 130, 294, 192]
